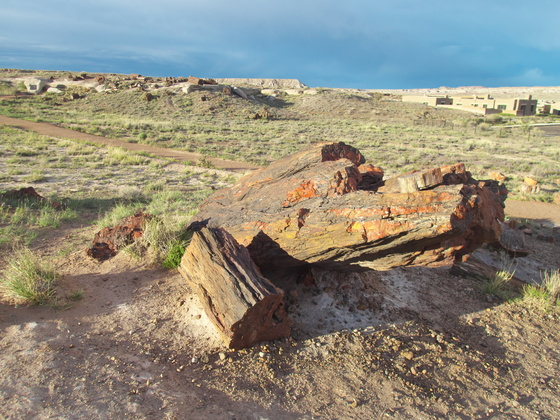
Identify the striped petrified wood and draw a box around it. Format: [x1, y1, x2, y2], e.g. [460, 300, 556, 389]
[188, 142, 506, 272]
[178, 227, 290, 349]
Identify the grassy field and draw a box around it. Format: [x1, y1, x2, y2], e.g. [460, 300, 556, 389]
[1, 71, 559, 202]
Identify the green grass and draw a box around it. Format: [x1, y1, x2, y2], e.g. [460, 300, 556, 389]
[66, 289, 84, 301]
[480, 252, 517, 298]
[161, 239, 188, 269]
[97, 202, 142, 228]
[521, 269, 560, 309]
[1, 85, 558, 199]
[103, 147, 149, 166]
[94, 186, 211, 267]
[0, 246, 59, 305]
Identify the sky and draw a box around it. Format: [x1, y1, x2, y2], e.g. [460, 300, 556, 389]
[1, 0, 559, 89]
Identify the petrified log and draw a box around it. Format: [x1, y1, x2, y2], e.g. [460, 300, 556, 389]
[87, 212, 152, 261]
[178, 227, 290, 349]
[189, 142, 506, 272]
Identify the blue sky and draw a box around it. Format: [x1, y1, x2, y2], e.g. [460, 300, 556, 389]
[1, 0, 559, 89]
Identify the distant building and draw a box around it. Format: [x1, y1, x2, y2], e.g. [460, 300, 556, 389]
[402, 93, 537, 116]
[401, 95, 453, 106]
[23, 77, 50, 94]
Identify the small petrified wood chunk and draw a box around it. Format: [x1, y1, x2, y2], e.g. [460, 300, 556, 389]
[87, 212, 152, 261]
[178, 227, 290, 349]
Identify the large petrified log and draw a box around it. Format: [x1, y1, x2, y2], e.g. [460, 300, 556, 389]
[178, 227, 290, 349]
[189, 142, 506, 272]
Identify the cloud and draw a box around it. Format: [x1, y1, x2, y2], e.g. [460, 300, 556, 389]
[2, 0, 559, 87]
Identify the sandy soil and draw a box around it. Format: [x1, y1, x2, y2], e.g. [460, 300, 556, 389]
[1, 218, 559, 419]
[504, 199, 560, 226]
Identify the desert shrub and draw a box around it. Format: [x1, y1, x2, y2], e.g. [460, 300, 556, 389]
[480, 252, 517, 298]
[66, 289, 84, 301]
[0, 246, 59, 305]
[161, 239, 187, 269]
[520, 269, 560, 309]
[541, 269, 560, 301]
[485, 114, 503, 124]
[104, 147, 149, 166]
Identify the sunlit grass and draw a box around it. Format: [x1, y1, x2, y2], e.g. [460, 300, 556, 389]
[0, 246, 59, 305]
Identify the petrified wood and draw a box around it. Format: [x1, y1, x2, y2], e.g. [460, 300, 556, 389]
[87, 212, 152, 261]
[189, 142, 506, 272]
[178, 227, 290, 349]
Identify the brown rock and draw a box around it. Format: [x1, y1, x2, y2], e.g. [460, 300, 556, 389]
[189, 142, 505, 272]
[1, 186, 44, 201]
[524, 177, 538, 186]
[379, 167, 443, 193]
[87, 212, 152, 261]
[492, 223, 530, 257]
[358, 164, 384, 190]
[489, 171, 507, 182]
[1, 187, 65, 210]
[178, 228, 290, 349]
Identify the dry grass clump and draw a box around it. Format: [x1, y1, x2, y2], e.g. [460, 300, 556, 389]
[480, 252, 517, 298]
[522, 269, 560, 308]
[0, 246, 59, 305]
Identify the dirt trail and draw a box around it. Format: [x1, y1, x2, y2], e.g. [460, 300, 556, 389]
[505, 199, 560, 226]
[0, 115, 259, 172]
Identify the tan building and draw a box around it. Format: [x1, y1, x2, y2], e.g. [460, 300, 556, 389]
[402, 93, 537, 116]
[401, 95, 453, 106]
[23, 77, 50, 94]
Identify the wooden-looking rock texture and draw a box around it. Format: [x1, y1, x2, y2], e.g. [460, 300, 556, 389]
[178, 227, 290, 349]
[189, 142, 506, 272]
[87, 212, 152, 261]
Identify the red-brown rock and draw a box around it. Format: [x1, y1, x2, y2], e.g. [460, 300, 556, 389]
[87, 212, 152, 261]
[189, 142, 506, 272]
[2, 186, 45, 200]
[178, 228, 290, 349]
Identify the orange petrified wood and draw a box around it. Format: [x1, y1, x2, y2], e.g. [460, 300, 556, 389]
[189, 142, 506, 272]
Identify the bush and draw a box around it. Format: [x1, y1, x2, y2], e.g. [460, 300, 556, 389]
[162, 239, 187, 269]
[480, 252, 517, 298]
[521, 269, 560, 308]
[0, 247, 59, 305]
[485, 114, 503, 124]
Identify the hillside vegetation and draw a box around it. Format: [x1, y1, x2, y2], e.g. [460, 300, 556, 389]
[1, 70, 559, 202]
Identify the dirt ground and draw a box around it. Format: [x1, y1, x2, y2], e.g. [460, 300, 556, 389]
[0, 215, 559, 419]
[1, 116, 560, 419]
